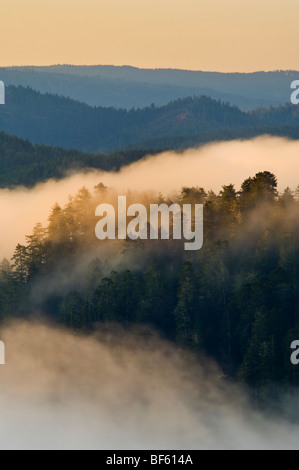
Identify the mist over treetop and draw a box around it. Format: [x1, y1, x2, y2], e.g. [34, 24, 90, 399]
[1, 319, 297, 450]
[1, 170, 299, 398]
[2, 136, 299, 260]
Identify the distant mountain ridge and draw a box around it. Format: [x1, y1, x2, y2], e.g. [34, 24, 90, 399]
[0, 85, 298, 153]
[0, 65, 297, 110]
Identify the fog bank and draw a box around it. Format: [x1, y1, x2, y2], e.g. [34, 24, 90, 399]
[1, 136, 299, 259]
[0, 321, 298, 450]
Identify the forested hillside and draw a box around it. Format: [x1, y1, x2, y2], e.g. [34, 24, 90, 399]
[1, 171, 299, 402]
[0, 65, 297, 110]
[0, 86, 298, 153]
[0, 132, 153, 187]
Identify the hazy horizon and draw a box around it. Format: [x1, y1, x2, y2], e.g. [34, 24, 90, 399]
[1, 0, 298, 72]
[1, 64, 299, 75]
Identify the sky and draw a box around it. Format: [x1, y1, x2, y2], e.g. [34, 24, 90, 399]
[1, 0, 298, 72]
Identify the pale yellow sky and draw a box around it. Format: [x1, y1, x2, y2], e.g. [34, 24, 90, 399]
[1, 0, 298, 72]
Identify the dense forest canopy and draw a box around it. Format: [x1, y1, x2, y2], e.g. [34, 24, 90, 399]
[1, 171, 299, 403]
[0, 86, 299, 153]
[0, 131, 155, 187]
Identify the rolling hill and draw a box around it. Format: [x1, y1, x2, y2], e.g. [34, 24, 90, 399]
[0, 131, 153, 188]
[0, 86, 298, 153]
[0, 65, 297, 110]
